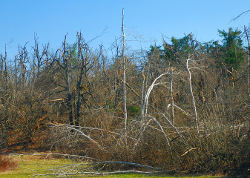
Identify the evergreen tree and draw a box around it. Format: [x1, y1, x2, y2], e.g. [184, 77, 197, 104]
[218, 28, 245, 70]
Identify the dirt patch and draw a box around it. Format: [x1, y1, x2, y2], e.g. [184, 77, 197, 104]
[0, 155, 18, 172]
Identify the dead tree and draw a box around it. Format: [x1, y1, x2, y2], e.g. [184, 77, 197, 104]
[121, 8, 128, 131]
[33, 34, 48, 78]
[18, 44, 28, 87]
[169, 66, 175, 125]
[56, 35, 74, 125]
[0, 45, 8, 149]
[55, 33, 91, 127]
[75, 32, 88, 127]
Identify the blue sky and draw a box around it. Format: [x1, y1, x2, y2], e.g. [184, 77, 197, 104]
[0, 0, 249, 59]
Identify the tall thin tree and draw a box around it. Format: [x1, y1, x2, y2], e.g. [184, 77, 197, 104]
[122, 8, 128, 131]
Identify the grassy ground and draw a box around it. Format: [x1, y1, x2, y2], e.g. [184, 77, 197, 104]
[0, 153, 222, 178]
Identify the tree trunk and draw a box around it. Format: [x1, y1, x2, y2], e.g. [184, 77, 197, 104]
[169, 66, 175, 125]
[121, 8, 128, 131]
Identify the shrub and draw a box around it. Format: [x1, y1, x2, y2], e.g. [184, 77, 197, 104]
[0, 155, 18, 172]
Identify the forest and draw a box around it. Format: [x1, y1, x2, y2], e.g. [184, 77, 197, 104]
[0, 21, 249, 177]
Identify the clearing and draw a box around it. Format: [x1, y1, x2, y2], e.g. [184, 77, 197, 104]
[0, 153, 222, 178]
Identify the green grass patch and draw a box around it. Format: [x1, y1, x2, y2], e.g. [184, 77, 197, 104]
[0, 153, 77, 178]
[0, 153, 221, 178]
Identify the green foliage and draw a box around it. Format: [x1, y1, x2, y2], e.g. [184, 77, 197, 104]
[164, 34, 195, 61]
[148, 33, 196, 64]
[218, 28, 245, 69]
[147, 45, 163, 59]
[67, 42, 79, 67]
[127, 105, 140, 117]
[148, 28, 246, 71]
[170, 34, 193, 58]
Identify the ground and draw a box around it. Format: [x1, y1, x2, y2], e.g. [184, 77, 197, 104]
[0, 153, 222, 178]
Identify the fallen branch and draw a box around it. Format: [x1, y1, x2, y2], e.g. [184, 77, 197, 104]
[43, 152, 97, 161]
[133, 118, 153, 149]
[92, 160, 160, 170]
[50, 123, 105, 151]
[147, 115, 170, 147]
[32, 170, 161, 177]
[71, 125, 137, 141]
[160, 113, 187, 145]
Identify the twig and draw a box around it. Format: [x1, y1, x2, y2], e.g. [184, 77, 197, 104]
[173, 104, 191, 116]
[181, 147, 197, 157]
[231, 10, 250, 21]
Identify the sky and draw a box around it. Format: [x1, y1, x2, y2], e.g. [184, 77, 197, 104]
[0, 0, 249, 59]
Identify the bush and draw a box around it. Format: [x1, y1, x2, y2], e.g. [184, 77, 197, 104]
[0, 155, 18, 172]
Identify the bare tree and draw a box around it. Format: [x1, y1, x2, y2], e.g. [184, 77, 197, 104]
[243, 25, 249, 95]
[0, 45, 8, 149]
[56, 35, 74, 125]
[75, 32, 88, 127]
[18, 44, 28, 87]
[121, 8, 128, 131]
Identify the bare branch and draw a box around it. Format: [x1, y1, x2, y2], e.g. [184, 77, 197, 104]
[186, 58, 199, 133]
[147, 115, 170, 147]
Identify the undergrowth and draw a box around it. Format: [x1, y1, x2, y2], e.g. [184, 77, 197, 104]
[0, 156, 18, 173]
